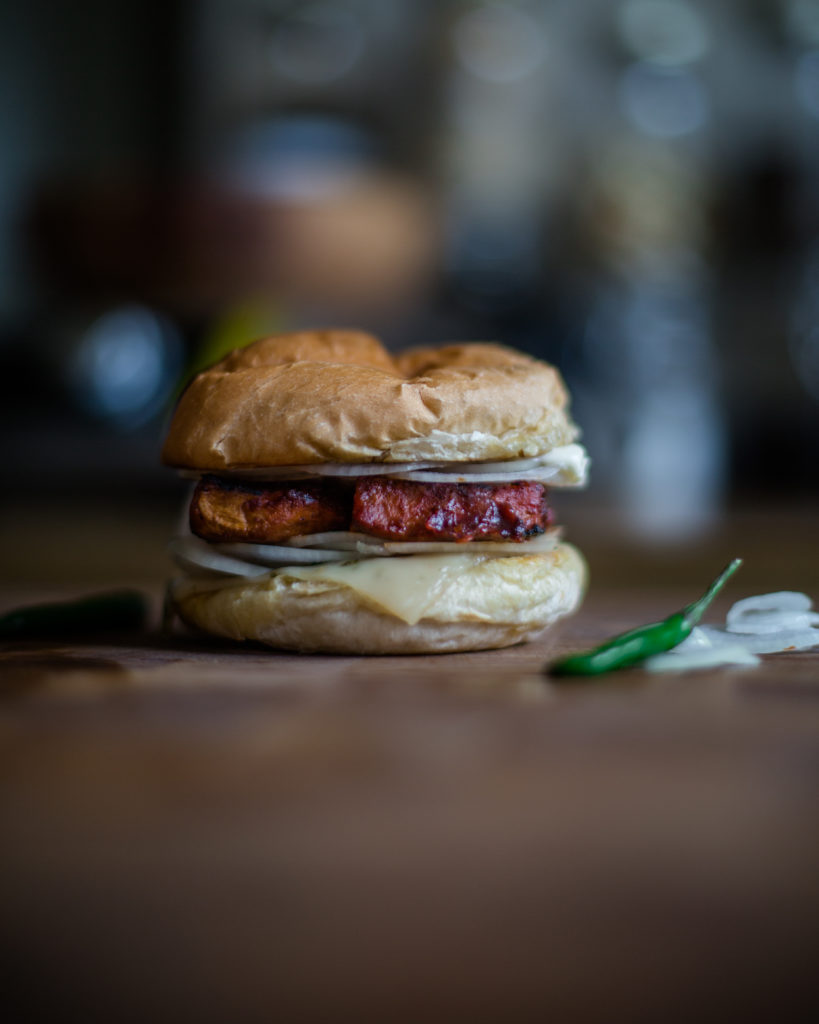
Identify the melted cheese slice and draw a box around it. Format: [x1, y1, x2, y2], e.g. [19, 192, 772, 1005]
[284, 553, 489, 625]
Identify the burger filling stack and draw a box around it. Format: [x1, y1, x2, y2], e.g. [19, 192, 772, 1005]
[162, 330, 589, 654]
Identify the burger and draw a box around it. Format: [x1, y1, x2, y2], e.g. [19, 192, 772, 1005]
[161, 329, 588, 654]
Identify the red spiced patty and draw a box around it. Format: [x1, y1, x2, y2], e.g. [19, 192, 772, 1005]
[190, 476, 552, 544]
[352, 478, 550, 542]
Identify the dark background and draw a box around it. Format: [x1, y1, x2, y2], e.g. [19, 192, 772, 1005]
[1, 0, 818, 566]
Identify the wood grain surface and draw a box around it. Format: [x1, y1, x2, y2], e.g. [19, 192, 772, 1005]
[2, 579, 819, 1023]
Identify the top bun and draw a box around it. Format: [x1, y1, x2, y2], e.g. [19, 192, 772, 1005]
[162, 329, 579, 469]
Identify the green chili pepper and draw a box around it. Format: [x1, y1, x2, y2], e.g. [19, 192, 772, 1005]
[547, 558, 743, 678]
[0, 590, 149, 639]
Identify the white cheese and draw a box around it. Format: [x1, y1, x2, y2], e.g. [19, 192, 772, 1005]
[284, 553, 489, 625]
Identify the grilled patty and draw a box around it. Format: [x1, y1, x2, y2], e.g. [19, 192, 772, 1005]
[190, 476, 348, 543]
[352, 478, 550, 542]
[190, 475, 551, 544]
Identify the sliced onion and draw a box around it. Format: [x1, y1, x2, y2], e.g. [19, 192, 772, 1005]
[289, 461, 436, 477]
[726, 591, 815, 633]
[172, 526, 562, 579]
[176, 445, 589, 484]
[285, 531, 367, 550]
[674, 626, 713, 650]
[644, 646, 761, 673]
[694, 625, 819, 655]
[676, 623, 819, 655]
[169, 538, 273, 578]
[427, 455, 552, 474]
[375, 533, 561, 555]
[737, 629, 819, 654]
[391, 446, 589, 485]
[285, 528, 562, 556]
[180, 460, 439, 481]
[646, 589, 819, 673]
[419, 445, 589, 475]
[727, 610, 819, 634]
[215, 541, 359, 565]
[384, 467, 572, 484]
[728, 590, 812, 615]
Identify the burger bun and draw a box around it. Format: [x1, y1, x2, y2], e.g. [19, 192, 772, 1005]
[170, 542, 586, 655]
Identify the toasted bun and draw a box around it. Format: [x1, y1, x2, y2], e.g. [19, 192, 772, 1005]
[169, 542, 586, 655]
[162, 329, 579, 470]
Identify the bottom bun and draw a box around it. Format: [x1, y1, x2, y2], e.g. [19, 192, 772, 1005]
[170, 542, 586, 654]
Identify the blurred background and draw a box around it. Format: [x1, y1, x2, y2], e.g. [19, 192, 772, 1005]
[2, 0, 818, 583]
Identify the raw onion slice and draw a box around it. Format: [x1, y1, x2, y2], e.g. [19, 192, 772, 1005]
[646, 589, 819, 673]
[735, 629, 819, 654]
[285, 528, 562, 556]
[386, 445, 589, 485]
[215, 541, 358, 566]
[729, 610, 819, 634]
[172, 527, 563, 579]
[403, 445, 589, 476]
[179, 461, 440, 481]
[679, 624, 819, 655]
[726, 591, 818, 633]
[285, 461, 435, 477]
[176, 444, 589, 484]
[674, 626, 717, 649]
[170, 537, 354, 577]
[374, 532, 561, 555]
[384, 467, 574, 484]
[645, 646, 761, 672]
[285, 531, 366, 551]
[169, 538, 272, 578]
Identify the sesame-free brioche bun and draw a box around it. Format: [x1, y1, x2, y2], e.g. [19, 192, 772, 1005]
[161, 329, 579, 470]
[163, 329, 588, 655]
[170, 542, 586, 655]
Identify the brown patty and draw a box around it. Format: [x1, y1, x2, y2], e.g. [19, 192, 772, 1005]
[352, 478, 550, 542]
[190, 475, 551, 544]
[190, 476, 348, 543]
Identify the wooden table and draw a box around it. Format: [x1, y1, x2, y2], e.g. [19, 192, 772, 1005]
[2, 576, 818, 1022]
